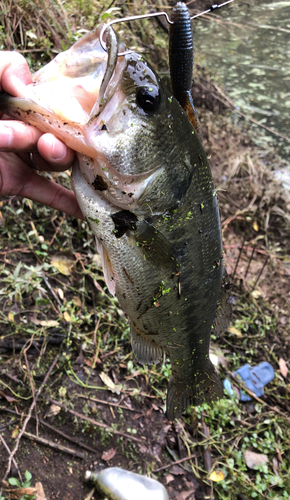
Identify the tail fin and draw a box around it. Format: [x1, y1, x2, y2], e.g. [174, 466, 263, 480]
[166, 362, 223, 421]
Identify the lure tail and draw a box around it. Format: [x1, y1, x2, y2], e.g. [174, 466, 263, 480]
[169, 2, 202, 140]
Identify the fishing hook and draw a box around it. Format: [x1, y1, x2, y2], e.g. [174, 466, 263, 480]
[99, 0, 236, 56]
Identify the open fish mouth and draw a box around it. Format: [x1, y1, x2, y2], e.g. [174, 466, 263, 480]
[0, 25, 168, 212]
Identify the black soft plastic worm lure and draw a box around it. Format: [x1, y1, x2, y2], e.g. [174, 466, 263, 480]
[169, 2, 202, 140]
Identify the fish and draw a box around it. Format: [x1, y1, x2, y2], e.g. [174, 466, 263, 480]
[85, 467, 169, 500]
[0, 21, 232, 420]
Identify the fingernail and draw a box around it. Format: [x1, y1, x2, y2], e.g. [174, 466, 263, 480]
[51, 139, 67, 161]
[0, 125, 13, 149]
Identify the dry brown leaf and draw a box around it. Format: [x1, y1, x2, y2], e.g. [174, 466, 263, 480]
[171, 465, 186, 476]
[228, 326, 243, 337]
[244, 450, 268, 469]
[84, 356, 101, 367]
[51, 255, 75, 276]
[99, 372, 122, 394]
[8, 487, 37, 496]
[72, 296, 82, 308]
[35, 481, 47, 500]
[279, 358, 288, 378]
[101, 448, 116, 461]
[0, 390, 17, 403]
[44, 404, 61, 418]
[165, 474, 175, 484]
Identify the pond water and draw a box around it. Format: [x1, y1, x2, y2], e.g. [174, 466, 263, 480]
[194, 0, 290, 168]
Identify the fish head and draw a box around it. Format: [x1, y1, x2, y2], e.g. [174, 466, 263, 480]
[82, 49, 197, 214]
[0, 25, 198, 214]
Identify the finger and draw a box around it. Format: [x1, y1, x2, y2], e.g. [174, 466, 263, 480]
[0, 152, 83, 220]
[0, 120, 42, 152]
[37, 134, 75, 171]
[0, 52, 32, 96]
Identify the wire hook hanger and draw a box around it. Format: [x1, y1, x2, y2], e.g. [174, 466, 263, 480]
[99, 0, 236, 56]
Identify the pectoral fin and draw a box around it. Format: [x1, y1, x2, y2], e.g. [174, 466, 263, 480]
[132, 219, 178, 271]
[95, 239, 116, 296]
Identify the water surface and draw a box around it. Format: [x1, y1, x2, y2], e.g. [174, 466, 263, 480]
[194, 0, 290, 162]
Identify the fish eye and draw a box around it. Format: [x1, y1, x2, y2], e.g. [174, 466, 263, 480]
[136, 86, 160, 113]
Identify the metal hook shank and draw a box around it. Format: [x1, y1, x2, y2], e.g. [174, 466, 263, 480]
[100, 11, 173, 56]
[99, 0, 236, 56]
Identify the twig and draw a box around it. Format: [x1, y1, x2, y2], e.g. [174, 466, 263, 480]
[0, 434, 22, 483]
[48, 398, 145, 443]
[0, 407, 97, 454]
[232, 235, 246, 281]
[77, 394, 143, 413]
[201, 415, 214, 500]
[251, 255, 269, 291]
[24, 347, 39, 436]
[2, 350, 61, 481]
[38, 418, 97, 454]
[153, 452, 197, 473]
[41, 270, 62, 308]
[22, 431, 85, 459]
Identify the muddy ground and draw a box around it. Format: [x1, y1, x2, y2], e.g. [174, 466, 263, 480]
[0, 2, 290, 500]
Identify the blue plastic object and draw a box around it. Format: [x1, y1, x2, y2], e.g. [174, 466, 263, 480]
[224, 362, 275, 401]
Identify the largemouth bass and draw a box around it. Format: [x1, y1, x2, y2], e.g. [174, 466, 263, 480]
[0, 24, 231, 420]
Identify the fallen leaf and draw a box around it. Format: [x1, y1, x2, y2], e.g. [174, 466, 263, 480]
[72, 296, 82, 308]
[0, 390, 16, 403]
[51, 255, 75, 276]
[44, 404, 61, 418]
[244, 450, 268, 469]
[228, 326, 243, 337]
[279, 358, 288, 378]
[8, 311, 14, 322]
[102, 448, 116, 461]
[35, 320, 59, 328]
[8, 487, 37, 496]
[165, 474, 175, 484]
[209, 470, 225, 482]
[276, 447, 283, 464]
[170, 465, 186, 476]
[273, 457, 279, 476]
[63, 311, 71, 322]
[35, 481, 47, 500]
[179, 489, 196, 500]
[84, 356, 101, 367]
[11, 427, 19, 439]
[209, 344, 229, 368]
[99, 372, 122, 394]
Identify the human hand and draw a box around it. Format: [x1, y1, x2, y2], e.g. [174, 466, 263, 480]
[0, 51, 83, 220]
